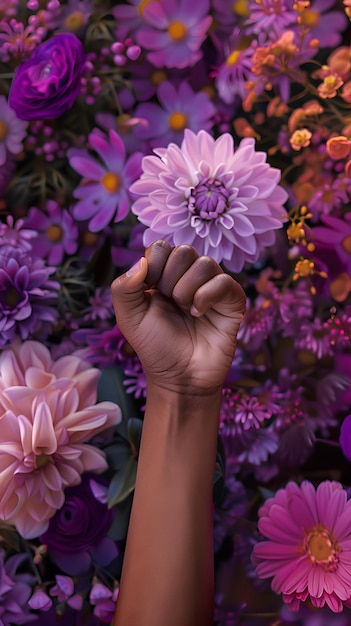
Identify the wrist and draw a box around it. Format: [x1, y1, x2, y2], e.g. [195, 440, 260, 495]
[145, 381, 222, 421]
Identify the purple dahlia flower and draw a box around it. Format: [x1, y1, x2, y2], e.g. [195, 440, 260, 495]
[130, 129, 288, 272]
[8, 33, 86, 120]
[0, 246, 59, 347]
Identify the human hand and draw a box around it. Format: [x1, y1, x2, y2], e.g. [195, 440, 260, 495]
[111, 240, 246, 396]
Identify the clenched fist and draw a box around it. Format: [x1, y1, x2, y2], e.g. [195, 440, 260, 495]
[111, 240, 246, 396]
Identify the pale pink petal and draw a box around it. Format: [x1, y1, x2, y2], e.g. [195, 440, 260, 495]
[31, 399, 58, 455]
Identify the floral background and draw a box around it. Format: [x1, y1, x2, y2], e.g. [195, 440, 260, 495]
[0, 0, 351, 624]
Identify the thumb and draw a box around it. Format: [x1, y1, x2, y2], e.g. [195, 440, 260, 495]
[111, 257, 149, 333]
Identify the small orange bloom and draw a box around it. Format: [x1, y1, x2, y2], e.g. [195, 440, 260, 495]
[326, 136, 351, 160]
[318, 73, 344, 98]
[327, 46, 351, 81]
[290, 128, 313, 151]
[341, 81, 351, 103]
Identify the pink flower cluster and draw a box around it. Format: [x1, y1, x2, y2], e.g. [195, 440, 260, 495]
[0, 340, 121, 538]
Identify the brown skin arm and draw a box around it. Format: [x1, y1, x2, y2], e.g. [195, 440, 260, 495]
[111, 240, 246, 626]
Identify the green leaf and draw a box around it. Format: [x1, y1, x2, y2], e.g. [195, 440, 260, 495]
[104, 443, 133, 471]
[97, 367, 140, 439]
[127, 417, 143, 453]
[108, 493, 134, 541]
[108, 457, 138, 508]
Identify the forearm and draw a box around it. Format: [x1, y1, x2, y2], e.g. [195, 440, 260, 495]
[113, 384, 222, 626]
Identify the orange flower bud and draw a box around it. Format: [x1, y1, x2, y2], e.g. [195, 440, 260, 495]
[326, 136, 351, 160]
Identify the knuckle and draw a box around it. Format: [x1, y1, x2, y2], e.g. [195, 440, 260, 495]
[172, 287, 190, 307]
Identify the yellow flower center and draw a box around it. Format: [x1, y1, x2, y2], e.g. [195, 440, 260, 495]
[306, 525, 339, 567]
[65, 10, 85, 31]
[100, 172, 121, 193]
[47, 224, 63, 242]
[0, 120, 8, 141]
[6, 288, 19, 308]
[151, 68, 168, 86]
[342, 235, 351, 254]
[168, 112, 188, 131]
[299, 9, 320, 27]
[232, 0, 250, 17]
[168, 20, 187, 41]
[227, 50, 241, 66]
[116, 113, 132, 134]
[297, 349, 317, 366]
[324, 75, 337, 89]
[83, 231, 99, 246]
[36, 453, 51, 468]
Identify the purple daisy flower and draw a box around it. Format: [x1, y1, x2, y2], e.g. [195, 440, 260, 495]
[0, 95, 27, 165]
[130, 129, 288, 272]
[135, 80, 216, 147]
[23, 200, 79, 265]
[245, 0, 297, 36]
[135, 0, 212, 69]
[68, 128, 143, 232]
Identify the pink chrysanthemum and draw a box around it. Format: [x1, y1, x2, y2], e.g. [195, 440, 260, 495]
[130, 129, 288, 272]
[0, 340, 121, 539]
[252, 481, 351, 613]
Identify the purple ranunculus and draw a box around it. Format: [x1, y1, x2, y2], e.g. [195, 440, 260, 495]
[8, 33, 86, 120]
[40, 473, 117, 575]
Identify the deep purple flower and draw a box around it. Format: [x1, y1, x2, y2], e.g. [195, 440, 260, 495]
[8, 33, 86, 120]
[68, 128, 142, 232]
[0, 246, 59, 347]
[40, 473, 117, 575]
[131, 129, 288, 272]
[0, 550, 36, 626]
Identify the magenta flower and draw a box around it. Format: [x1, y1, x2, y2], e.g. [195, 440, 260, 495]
[0, 340, 121, 538]
[312, 213, 351, 275]
[68, 128, 142, 232]
[23, 200, 79, 265]
[252, 481, 351, 612]
[8, 33, 86, 120]
[0, 96, 27, 165]
[135, 80, 216, 147]
[131, 129, 288, 272]
[135, 0, 212, 69]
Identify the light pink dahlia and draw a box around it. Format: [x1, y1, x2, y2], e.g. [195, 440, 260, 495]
[0, 340, 121, 539]
[130, 129, 288, 272]
[252, 481, 351, 613]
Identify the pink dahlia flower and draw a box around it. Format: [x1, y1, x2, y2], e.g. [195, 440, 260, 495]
[130, 129, 288, 272]
[252, 480, 351, 613]
[0, 340, 121, 539]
